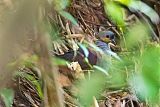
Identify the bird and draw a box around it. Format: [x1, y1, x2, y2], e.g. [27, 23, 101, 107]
[55, 30, 119, 70]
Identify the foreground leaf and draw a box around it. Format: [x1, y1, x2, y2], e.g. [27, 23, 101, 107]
[59, 11, 78, 25]
[0, 88, 14, 107]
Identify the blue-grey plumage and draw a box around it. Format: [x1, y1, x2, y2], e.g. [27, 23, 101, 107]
[95, 39, 121, 61]
[96, 31, 121, 60]
[96, 40, 111, 52]
[95, 40, 112, 71]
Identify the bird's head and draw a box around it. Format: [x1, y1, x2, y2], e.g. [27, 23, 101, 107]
[96, 31, 116, 45]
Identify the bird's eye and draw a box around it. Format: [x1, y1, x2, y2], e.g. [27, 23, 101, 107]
[106, 35, 109, 38]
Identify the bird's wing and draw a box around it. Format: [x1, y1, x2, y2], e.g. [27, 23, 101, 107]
[96, 40, 121, 61]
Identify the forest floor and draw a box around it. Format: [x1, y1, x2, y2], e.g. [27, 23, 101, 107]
[0, 0, 160, 107]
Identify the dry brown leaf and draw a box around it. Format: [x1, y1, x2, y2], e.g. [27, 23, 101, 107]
[67, 62, 85, 80]
[23, 92, 38, 107]
[60, 41, 69, 52]
[71, 24, 84, 34]
[66, 22, 72, 35]
[58, 73, 72, 87]
[56, 42, 65, 55]
[65, 34, 85, 39]
[52, 40, 69, 55]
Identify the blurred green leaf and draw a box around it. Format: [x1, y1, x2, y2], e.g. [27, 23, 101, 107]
[22, 55, 38, 67]
[130, 74, 159, 103]
[93, 65, 109, 76]
[52, 57, 69, 66]
[49, 25, 60, 41]
[54, 0, 70, 11]
[109, 61, 127, 87]
[86, 41, 104, 54]
[115, 0, 132, 5]
[7, 54, 38, 68]
[104, 1, 125, 27]
[125, 22, 149, 49]
[141, 45, 160, 83]
[0, 88, 14, 107]
[25, 74, 43, 99]
[130, 45, 160, 104]
[46, 19, 61, 41]
[115, 0, 160, 24]
[78, 43, 89, 58]
[59, 11, 78, 25]
[78, 72, 106, 107]
[106, 50, 122, 60]
[129, 1, 160, 24]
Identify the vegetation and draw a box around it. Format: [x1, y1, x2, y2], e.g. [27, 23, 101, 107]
[0, 0, 160, 107]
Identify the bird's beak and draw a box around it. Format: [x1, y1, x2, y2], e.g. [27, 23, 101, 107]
[109, 39, 117, 49]
[108, 42, 116, 48]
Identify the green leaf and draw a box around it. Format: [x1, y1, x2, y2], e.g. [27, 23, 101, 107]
[52, 57, 69, 66]
[25, 74, 43, 99]
[59, 11, 78, 25]
[78, 43, 89, 58]
[86, 42, 104, 54]
[0, 88, 14, 107]
[78, 72, 106, 107]
[47, 21, 61, 41]
[141, 45, 160, 87]
[115, 0, 132, 5]
[115, 0, 160, 24]
[130, 45, 160, 104]
[129, 1, 160, 24]
[125, 22, 149, 49]
[93, 65, 109, 76]
[104, 1, 125, 27]
[54, 0, 70, 11]
[130, 74, 159, 103]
